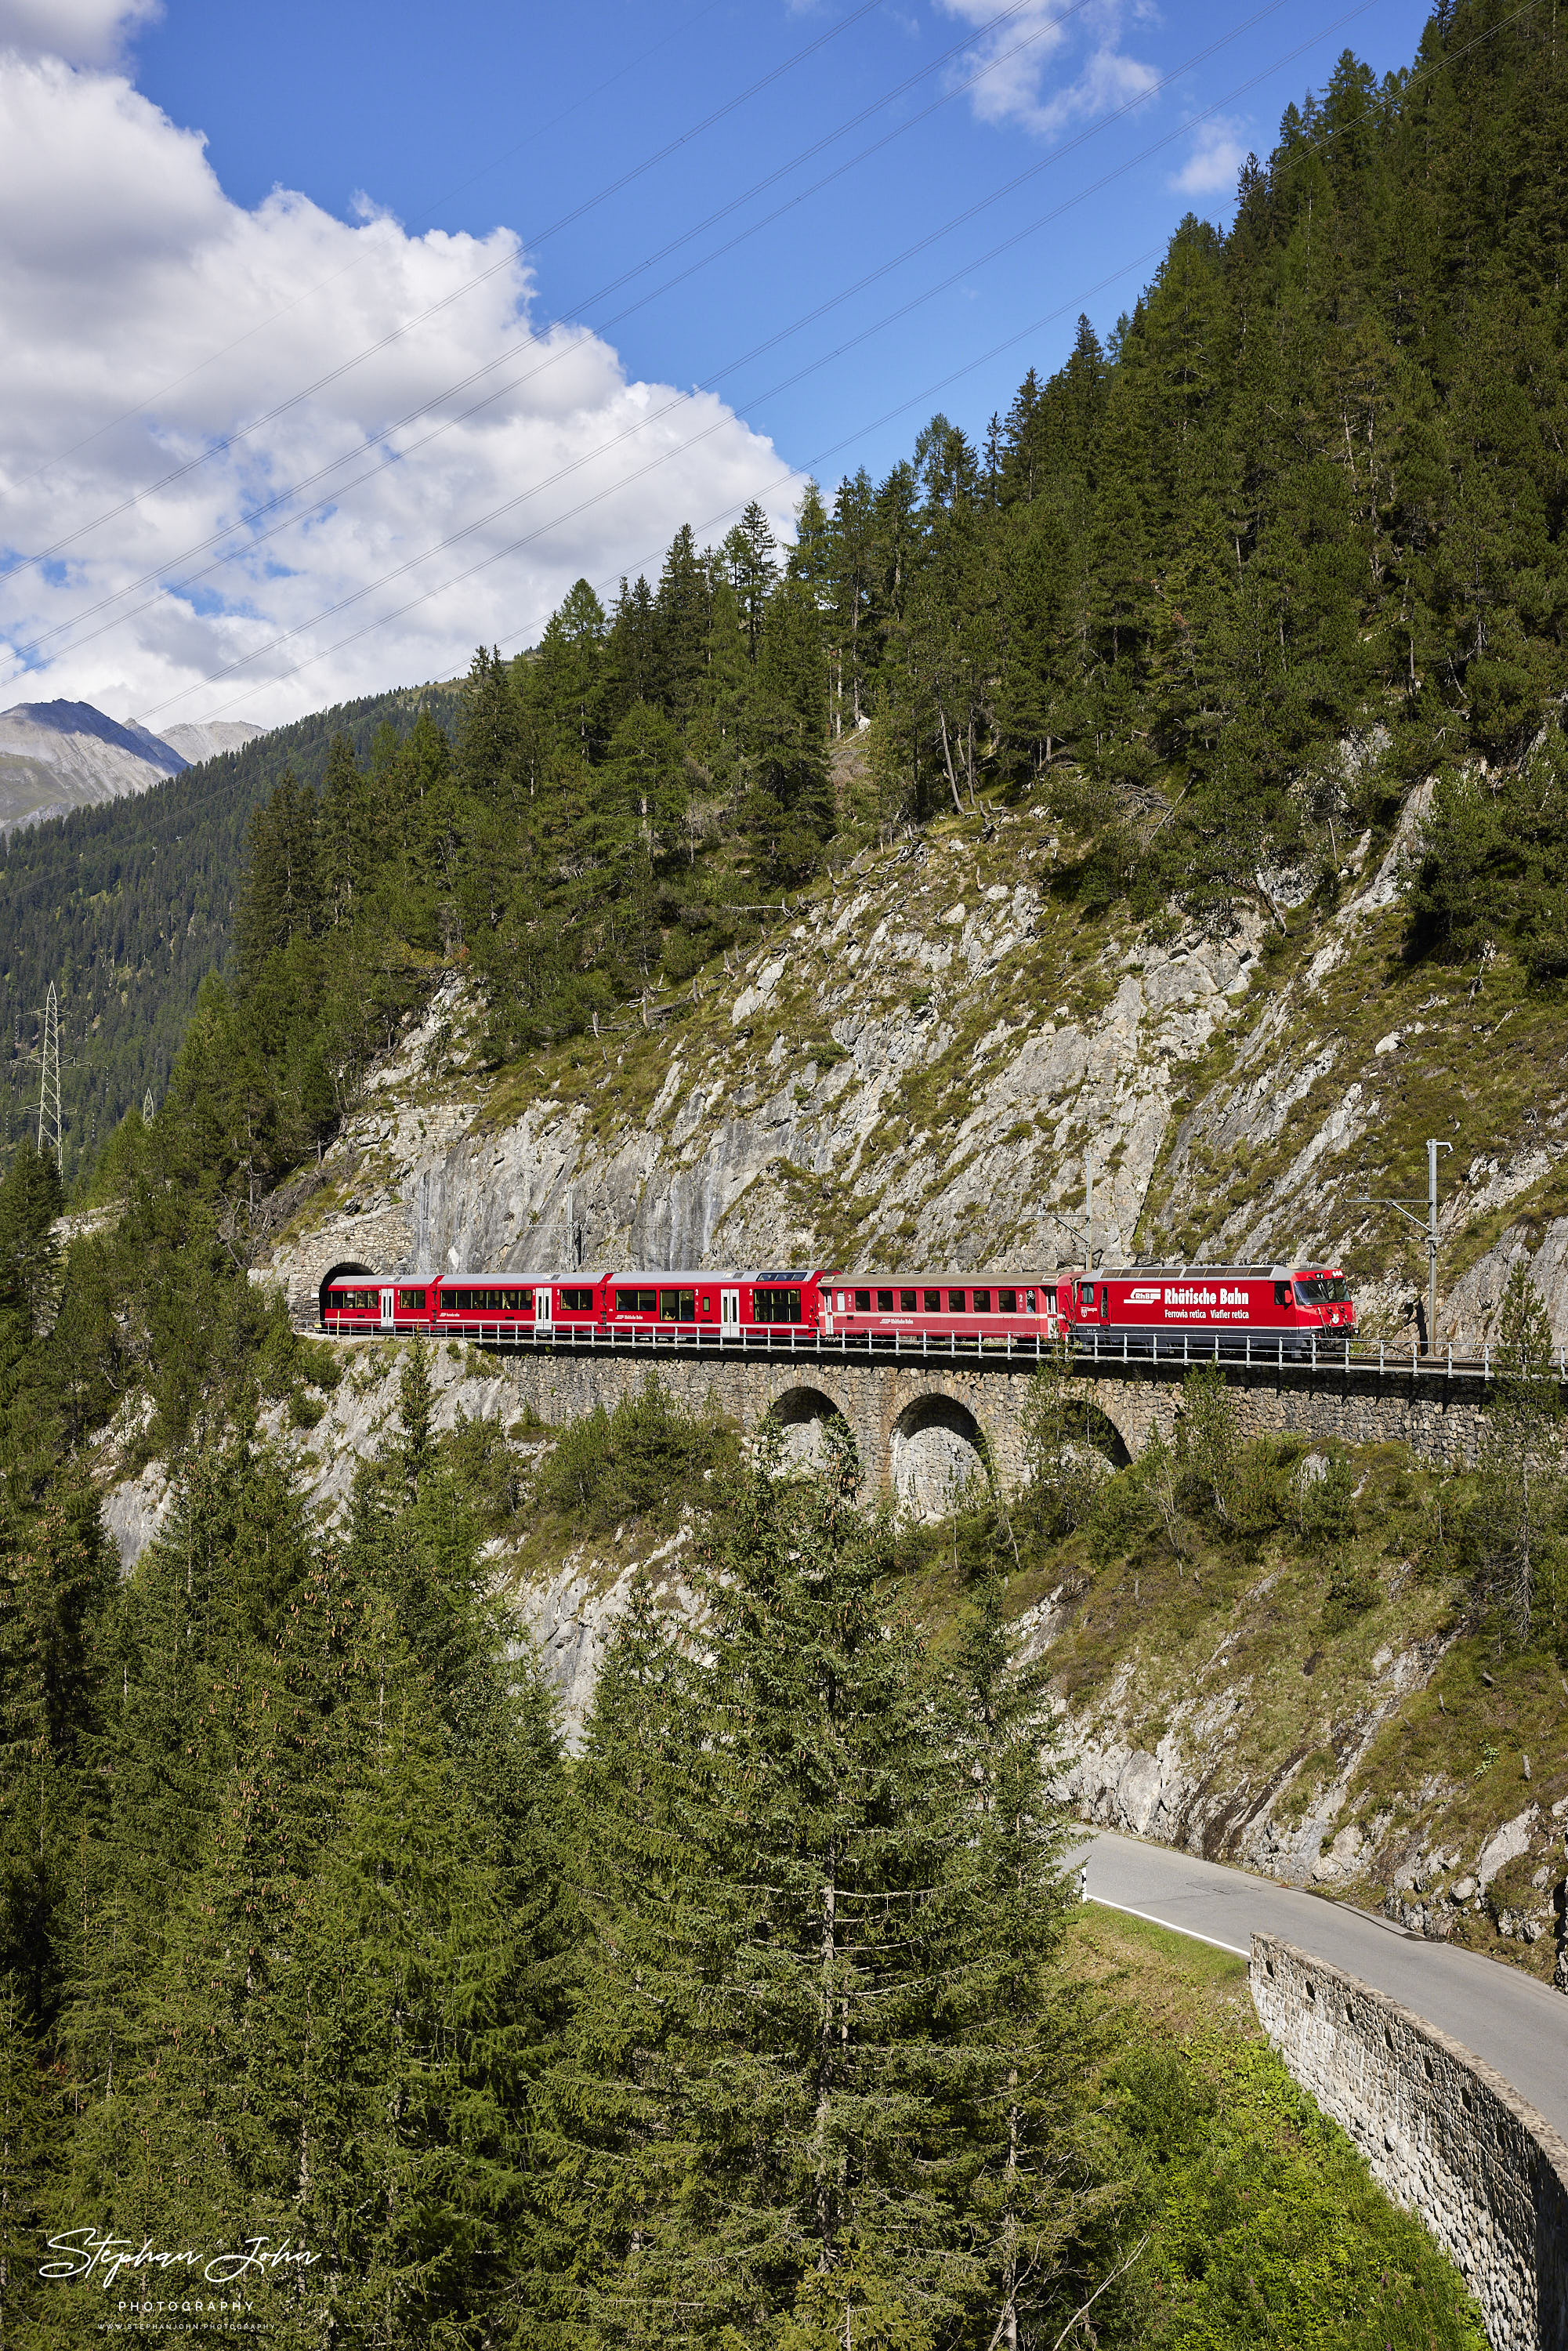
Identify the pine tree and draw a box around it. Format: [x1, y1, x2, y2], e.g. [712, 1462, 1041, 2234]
[654, 527, 712, 723]
[722, 502, 779, 665]
[552, 1438, 1101, 2345]
[0, 1972, 50, 2351]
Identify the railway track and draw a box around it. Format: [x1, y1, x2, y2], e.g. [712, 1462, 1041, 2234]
[299, 1320, 1566, 1386]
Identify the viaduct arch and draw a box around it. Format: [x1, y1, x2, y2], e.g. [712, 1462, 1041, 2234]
[323, 1335, 1528, 1512]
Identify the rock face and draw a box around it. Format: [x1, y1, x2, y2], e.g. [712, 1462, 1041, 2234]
[257, 807, 1568, 1365]
[258, 823, 1270, 1324]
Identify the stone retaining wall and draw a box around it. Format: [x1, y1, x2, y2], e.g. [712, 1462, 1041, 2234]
[1250, 1933, 1568, 2350]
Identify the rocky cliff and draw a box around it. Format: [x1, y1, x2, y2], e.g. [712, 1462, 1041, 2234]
[256, 792, 1568, 1357]
[101, 788, 1563, 1981]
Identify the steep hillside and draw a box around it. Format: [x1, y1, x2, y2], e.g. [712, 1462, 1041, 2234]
[0, 676, 461, 1179]
[256, 778, 1567, 1357]
[196, 778, 1561, 1990]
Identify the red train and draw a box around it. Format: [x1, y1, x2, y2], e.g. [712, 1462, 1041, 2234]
[320, 1260, 1355, 1355]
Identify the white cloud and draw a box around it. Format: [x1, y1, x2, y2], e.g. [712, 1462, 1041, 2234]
[0, 0, 158, 67]
[1171, 116, 1249, 199]
[0, 44, 804, 730]
[935, 0, 1157, 140]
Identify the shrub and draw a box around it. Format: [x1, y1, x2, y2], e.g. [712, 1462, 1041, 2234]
[288, 1386, 326, 1430]
[1320, 1556, 1381, 1636]
[534, 1378, 737, 1534]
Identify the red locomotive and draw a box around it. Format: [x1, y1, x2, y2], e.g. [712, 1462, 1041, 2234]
[1059, 1264, 1354, 1354]
[320, 1259, 1354, 1355]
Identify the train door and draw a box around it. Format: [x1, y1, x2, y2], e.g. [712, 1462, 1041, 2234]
[379, 1286, 395, 1329]
[720, 1288, 740, 1333]
[1077, 1278, 1104, 1326]
[534, 1288, 553, 1334]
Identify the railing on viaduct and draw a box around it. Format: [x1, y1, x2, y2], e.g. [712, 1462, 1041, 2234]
[315, 1318, 1568, 1389]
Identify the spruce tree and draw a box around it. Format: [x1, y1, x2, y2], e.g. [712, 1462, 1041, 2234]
[550, 1438, 1101, 2346]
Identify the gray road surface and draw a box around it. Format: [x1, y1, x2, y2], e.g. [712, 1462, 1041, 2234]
[1080, 1829, 1568, 2143]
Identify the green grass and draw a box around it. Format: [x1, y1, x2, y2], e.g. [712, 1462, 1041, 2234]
[1074, 1907, 1488, 2349]
[893, 1429, 1568, 1987]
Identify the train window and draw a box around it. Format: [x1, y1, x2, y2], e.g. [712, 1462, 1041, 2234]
[947, 1289, 966, 1313]
[615, 1288, 657, 1313]
[1080, 1285, 1095, 1310]
[998, 1288, 1016, 1313]
[698, 1295, 713, 1316]
[1295, 1277, 1349, 1306]
[560, 1288, 596, 1313]
[753, 1288, 802, 1324]
[334, 1288, 378, 1312]
[1274, 1281, 1291, 1309]
[396, 1288, 425, 1313]
[876, 1289, 894, 1312]
[1025, 1289, 1036, 1313]
[973, 1288, 992, 1313]
[854, 1289, 871, 1312]
[900, 1288, 916, 1312]
[504, 1291, 533, 1313]
[923, 1289, 941, 1312]
[659, 1289, 696, 1321]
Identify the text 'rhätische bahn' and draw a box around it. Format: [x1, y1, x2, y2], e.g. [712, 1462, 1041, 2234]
[323, 1261, 1356, 1356]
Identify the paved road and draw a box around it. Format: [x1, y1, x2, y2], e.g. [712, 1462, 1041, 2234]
[1079, 1830, 1568, 2143]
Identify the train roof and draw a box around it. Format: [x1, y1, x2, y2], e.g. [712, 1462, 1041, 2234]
[1092, 1262, 1342, 1279]
[602, 1268, 815, 1284]
[825, 1270, 1056, 1286]
[327, 1269, 439, 1284]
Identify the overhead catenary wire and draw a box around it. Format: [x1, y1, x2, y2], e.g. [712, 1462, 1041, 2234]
[3, 0, 1094, 668]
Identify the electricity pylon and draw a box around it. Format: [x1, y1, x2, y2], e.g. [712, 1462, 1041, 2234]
[143, 1087, 155, 1122]
[37, 983, 61, 1171]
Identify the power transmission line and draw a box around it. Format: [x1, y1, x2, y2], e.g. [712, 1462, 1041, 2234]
[37, 983, 61, 1171]
[21, 0, 1537, 743]
[2, 0, 737, 502]
[132, 0, 1387, 729]
[5, 0, 1081, 655]
[3, 0, 899, 574]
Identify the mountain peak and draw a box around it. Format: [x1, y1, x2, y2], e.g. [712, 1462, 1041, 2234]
[0, 697, 259, 831]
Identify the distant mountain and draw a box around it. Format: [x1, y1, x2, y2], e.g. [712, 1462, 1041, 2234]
[156, 719, 265, 766]
[0, 698, 263, 831]
[0, 677, 463, 1182]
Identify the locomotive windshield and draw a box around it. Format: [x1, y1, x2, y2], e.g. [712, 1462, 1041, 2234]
[1294, 1276, 1349, 1305]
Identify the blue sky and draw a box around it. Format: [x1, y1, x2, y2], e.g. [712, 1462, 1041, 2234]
[135, 0, 1432, 487]
[0, 0, 1434, 725]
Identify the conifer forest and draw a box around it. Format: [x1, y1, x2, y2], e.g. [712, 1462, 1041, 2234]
[2, 4, 1566, 2342]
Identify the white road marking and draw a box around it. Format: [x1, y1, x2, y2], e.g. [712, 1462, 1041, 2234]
[1087, 1893, 1251, 1958]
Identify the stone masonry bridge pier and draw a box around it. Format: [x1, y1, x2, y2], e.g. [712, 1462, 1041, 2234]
[353, 1331, 1539, 1517]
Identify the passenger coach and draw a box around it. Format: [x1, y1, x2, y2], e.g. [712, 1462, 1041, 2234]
[320, 1259, 1357, 1353]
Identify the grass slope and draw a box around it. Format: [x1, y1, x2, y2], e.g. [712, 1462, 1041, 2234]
[1077, 1906, 1487, 2349]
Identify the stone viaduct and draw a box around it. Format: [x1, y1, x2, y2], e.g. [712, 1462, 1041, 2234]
[405, 1335, 1532, 1516]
